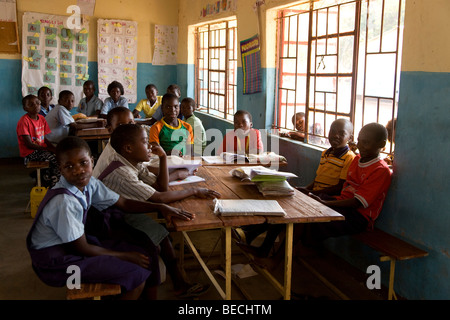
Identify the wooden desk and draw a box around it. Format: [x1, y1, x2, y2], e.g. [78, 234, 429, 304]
[168, 165, 344, 300]
[75, 127, 110, 140]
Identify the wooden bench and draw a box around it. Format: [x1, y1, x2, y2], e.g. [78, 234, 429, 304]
[26, 160, 49, 187]
[66, 283, 121, 300]
[352, 227, 428, 300]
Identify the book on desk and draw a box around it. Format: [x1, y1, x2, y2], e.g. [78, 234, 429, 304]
[213, 199, 287, 217]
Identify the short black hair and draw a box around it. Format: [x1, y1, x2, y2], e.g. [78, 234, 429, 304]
[83, 80, 95, 88]
[56, 136, 91, 163]
[361, 122, 388, 142]
[332, 118, 354, 133]
[107, 81, 124, 95]
[58, 90, 74, 101]
[291, 112, 305, 125]
[145, 84, 157, 92]
[110, 123, 143, 154]
[37, 86, 52, 97]
[181, 97, 196, 108]
[22, 94, 37, 108]
[106, 106, 133, 127]
[167, 84, 181, 96]
[234, 110, 252, 122]
[162, 93, 179, 106]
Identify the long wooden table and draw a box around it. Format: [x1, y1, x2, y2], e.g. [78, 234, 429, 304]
[168, 165, 344, 300]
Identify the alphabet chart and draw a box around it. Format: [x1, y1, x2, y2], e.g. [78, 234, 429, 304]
[21, 12, 89, 104]
[97, 19, 138, 103]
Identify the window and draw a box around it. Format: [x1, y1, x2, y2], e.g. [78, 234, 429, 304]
[275, 0, 404, 155]
[195, 19, 238, 121]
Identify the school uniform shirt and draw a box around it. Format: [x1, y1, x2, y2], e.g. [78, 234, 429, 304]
[100, 96, 129, 115]
[30, 176, 120, 250]
[185, 113, 207, 154]
[38, 104, 54, 117]
[334, 154, 392, 223]
[148, 119, 194, 156]
[44, 104, 74, 145]
[220, 128, 264, 155]
[99, 152, 169, 245]
[134, 96, 162, 118]
[16, 114, 51, 158]
[77, 95, 104, 116]
[313, 146, 356, 191]
[92, 141, 115, 178]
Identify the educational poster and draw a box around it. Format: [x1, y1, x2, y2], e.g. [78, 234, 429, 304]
[21, 12, 89, 104]
[240, 34, 261, 94]
[97, 19, 138, 103]
[200, 0, 237, 17]
[152, 25, 177, 66]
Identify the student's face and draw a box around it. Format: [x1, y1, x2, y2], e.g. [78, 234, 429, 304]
[162, 97, 180, 121]
[109, 87, 121, 102]
[357, 128, 384, 161]
[24, 96, 41, 116]
[59, 148, 93, 191]
[129, 128, 152, 163]
[180, 101, 194, 119]
[294, 115, 305, 132]
[38, 88, 52, 107]
[108, 112, 135, 132]
[328, 121, 352, 149]
[234, 114, 252, 135]
[146, 87, 158, 103]
[60, 94, 75, 110]
[83, 83, 95, 99]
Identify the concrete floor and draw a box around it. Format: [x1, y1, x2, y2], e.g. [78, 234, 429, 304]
[0, 158, 389, 301]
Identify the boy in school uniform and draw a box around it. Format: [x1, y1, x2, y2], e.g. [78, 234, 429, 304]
[27, 136, 195, 299]
[16, 94, 60, 188]
[180, 97, 207, 156]
[149, 93, 194, 157]
[92, 107, 190, 182]
[77, 80, 103, 117]
[37, 86, 55, 117]
[247, 122, 393, 270]
[45, 90, 104, 146]
[219, 110, 264, 155]
[132, 84, 162, 121]
[99, 81, 129, 118]
[99, 123, 219, 297]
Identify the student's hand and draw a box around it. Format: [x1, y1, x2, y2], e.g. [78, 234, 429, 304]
[121, 252, 150, 269]
[308, 193, 326, 204]
[150, 144, 166, 158]
[194, 188, 221, 199]
[159, 204, 195, 224]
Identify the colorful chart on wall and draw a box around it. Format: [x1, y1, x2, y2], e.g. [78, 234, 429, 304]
[240, 34, 262, 94]
[152, 25, 177, 66]
[21, 12, 89, 104]
[97, 19, 138, 103]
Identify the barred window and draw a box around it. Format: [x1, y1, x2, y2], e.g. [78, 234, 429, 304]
[195, 19, 238, 122]
[275, 0, 404, 155]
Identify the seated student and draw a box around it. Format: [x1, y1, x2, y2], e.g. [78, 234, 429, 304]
[280, 112, 305, 141]
[238, 118, 356, 257]
[219, 110, 264, 155]
[26, 136, 196, 300]
[99, 81, 129, 118]
[298, 118, 355, 196]
[149, 93, 194, 157]
[150, 84, 183, 124]
[100, 123, 220, 297]
[37, 86, 55, 117]
[93, 107, 190, 182]
[16, 95, 60, 188]
[180, 97, 206, 156]
[132, 84, 162, 121]
[45, 90, 104, 146]
[77, 80, 103, 117]
[246, 122, 393, 270]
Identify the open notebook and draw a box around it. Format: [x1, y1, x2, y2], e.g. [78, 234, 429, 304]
[213, 199, 286, 217]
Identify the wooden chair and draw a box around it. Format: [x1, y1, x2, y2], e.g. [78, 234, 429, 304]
[66, 283, 121, 300]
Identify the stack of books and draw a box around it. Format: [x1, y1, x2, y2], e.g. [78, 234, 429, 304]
[230, 166, 297, 196]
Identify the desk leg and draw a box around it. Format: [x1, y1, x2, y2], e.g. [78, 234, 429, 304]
[283, 223, 293, 300]
[225, 227, 232, 300]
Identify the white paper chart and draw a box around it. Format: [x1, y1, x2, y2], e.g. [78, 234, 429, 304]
[21, 12, 89, 104]
[152, 25, 177, 66]
[97, 19, 138, 103]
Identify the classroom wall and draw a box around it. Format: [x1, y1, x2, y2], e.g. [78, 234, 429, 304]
[0, 0, 179, 158]
[176, 0, 450, 299]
